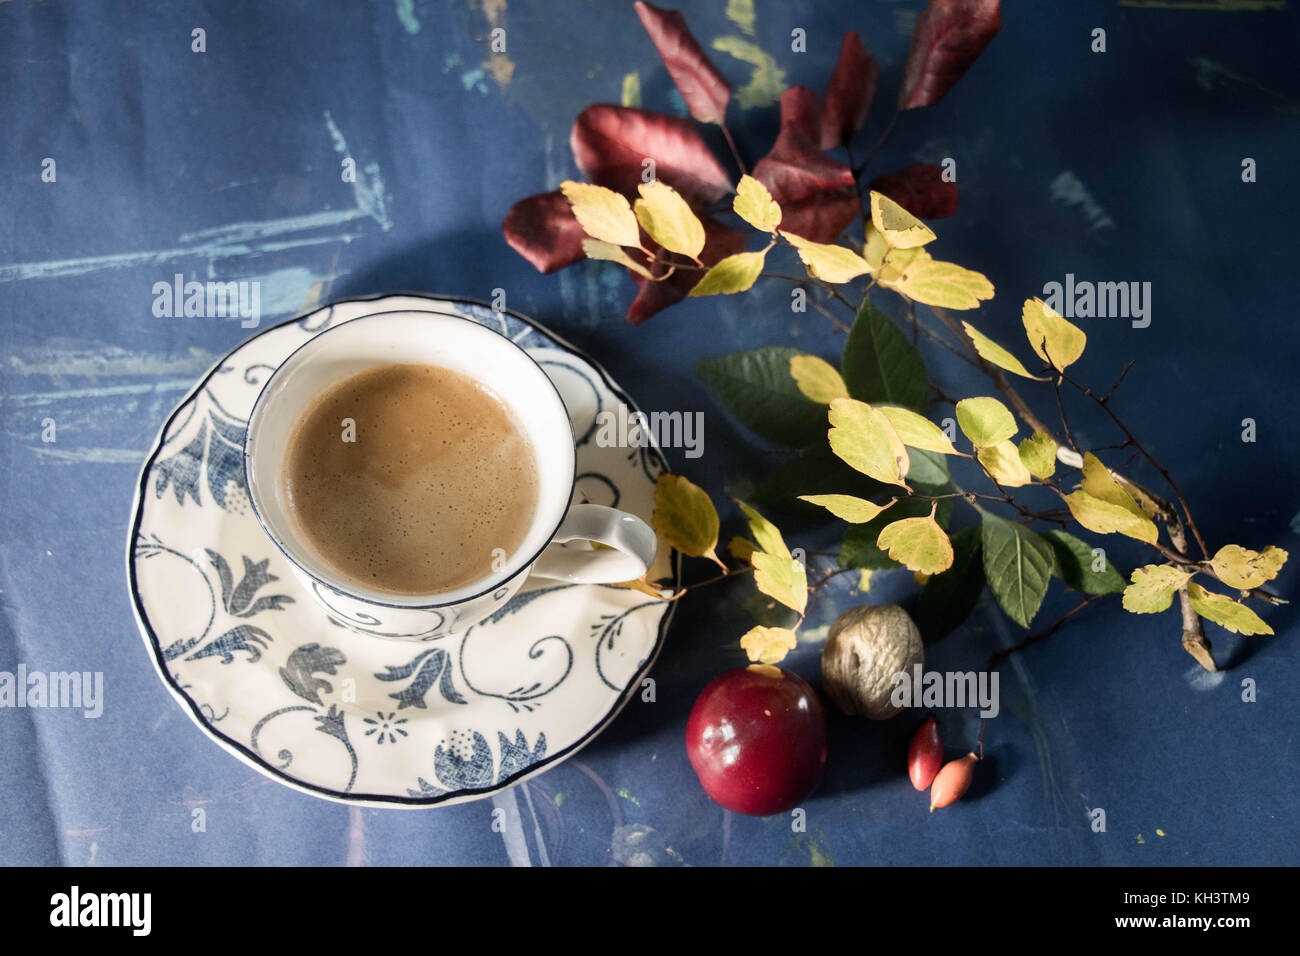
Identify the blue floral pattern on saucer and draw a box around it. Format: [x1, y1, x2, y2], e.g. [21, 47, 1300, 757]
[128, 294, 677, 807]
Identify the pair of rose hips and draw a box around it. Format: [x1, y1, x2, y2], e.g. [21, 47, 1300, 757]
[909, 716, 979, 811]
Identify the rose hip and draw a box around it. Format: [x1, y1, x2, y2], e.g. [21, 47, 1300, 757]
[929, 752, 978, 811]
[908, 717, 943, 791]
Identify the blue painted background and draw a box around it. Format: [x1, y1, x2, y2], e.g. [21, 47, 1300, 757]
[2, 0, 1298, 865]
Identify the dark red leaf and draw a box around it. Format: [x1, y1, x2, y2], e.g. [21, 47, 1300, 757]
[634, 1, 732, 126]
[819, 31, 879, 150]
[502, 190, 588, 274]
[752, 87, 859, 244]
[868, 164, 958, 219]
[898, 0, 1002, 111]
[571, 104, 732, 206]
[626, 216, 745, 324]
[781, 85, 822, 144]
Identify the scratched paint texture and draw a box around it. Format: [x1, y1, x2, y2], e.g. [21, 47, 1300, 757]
[1, 1, 1298, 866]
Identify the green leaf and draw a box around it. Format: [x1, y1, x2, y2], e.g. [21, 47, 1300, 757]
[689, 251, 767, 296]
[1187, 582, 1273, 635]
[906, 447, 950, 486]
[1122, 564, 1192, 613]
[734, 175, 781, 232]
[735, 500, 791, 559]
[782, 232, 872, 283]
[842, 298, 928, 412]
[1042, 529, 1126, 595]
[560, 180, 641, 247]
[788, 354, 849, 403]
[1022, 297, 1086, 372]
[797, 494, 894, 523]
[1018, 431, 1057, 479]
[828, 398, 910, 489]
[877, 511, 954, 575]
[749, 443, 890, 517]
[698, 347, 827, 447]
[962, 320, 1043, 380]
[913, 527, 985, 644]
[751, 551, 808, 616]
[581, 239, 654, 279]
[956, 396, 1017, 446]
[878, 406, 958, 454]
[634, 181, 705, 258]
[981, 512, 1055, 627]
[651, 474, 721, 562]
[739, 625, 799, 664]
[869, 190, 936, 248]
[840, 495, 953, 570]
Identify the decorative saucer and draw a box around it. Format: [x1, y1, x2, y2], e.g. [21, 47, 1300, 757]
[127, 294, 678, 807]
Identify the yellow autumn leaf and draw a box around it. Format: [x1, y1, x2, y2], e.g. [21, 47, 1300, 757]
[955, 396, 1017, 446]
[1258, 546, 1289, 581]
[1022, 297, 1086, 372]
[797, 494, 893, 523]
[727, 536, 759, 563]
[1210, 545, 1270, 590]
[782, 232, 873, 283]
[1187, 582, 1273, 635]
[857, 569, 873, 592]
[652, 474, 721, 562]
[886, 258, 994, 310]
[789, 354, 849, 403]
[962, 321, 1044, 380]
[612, 577, 673, 600]
[862, 222, 888, 269]
[751, 551, 808, 615]
[688, 251, 767, 296]
[879, 406, 958, 455]
[735, 500, 791, 559]
[734, 174, 781, 232]
[876, 512, 954, 575]
[876, 245, 930, 284]
[1064, 490, 1159, 544]
[1078, 453, 1155, 537]
[560, 180, 641, 247]
[634, 181, 706, 259]
[869, 190, 937, 249]
[827, 398, 910, 489]
[1122, 564, 1193, 613]
[1018, 432, 1057, 479]
[1210, 544, 1288, 591]
[977, 439, 1033, 487]
[582, 239, 653, 279]
[740, 625, 799, 665]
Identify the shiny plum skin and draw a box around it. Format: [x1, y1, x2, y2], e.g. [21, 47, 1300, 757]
[685, 666, 829, 816]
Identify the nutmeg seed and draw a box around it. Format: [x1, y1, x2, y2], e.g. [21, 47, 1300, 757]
[820, 604, 924, 719]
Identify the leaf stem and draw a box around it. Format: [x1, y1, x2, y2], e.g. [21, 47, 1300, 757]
[719, 123, 747, 176]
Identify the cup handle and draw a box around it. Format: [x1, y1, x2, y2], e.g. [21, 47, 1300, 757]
[529, 504, 657, 584]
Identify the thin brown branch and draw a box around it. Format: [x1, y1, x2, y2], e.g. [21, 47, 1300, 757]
[1062, 371, 1210, 559]
[989, 595, 1103, 667]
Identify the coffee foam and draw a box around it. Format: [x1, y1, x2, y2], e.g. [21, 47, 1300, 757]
[281, 363, 540, 595]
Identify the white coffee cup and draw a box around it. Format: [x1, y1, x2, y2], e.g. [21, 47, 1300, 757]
[243, 309, 657, 641]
